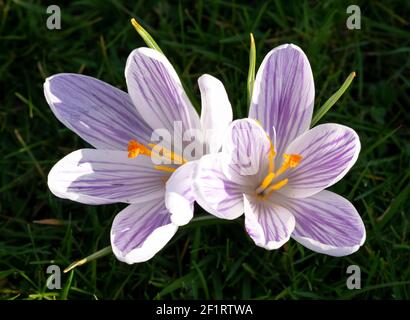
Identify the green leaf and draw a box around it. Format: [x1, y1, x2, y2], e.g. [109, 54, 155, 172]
[247, 33, 256, 107]
[60, 270, 74, 300]
[377, 183, 410, 229]
[131, 18, 164, 54]
[64, 246, 112, 273]
[154, 273, 197, 299]
[311, 71, 356, 126]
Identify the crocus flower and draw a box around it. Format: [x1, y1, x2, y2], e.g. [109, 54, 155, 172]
[45, 47, 232, 263]
[193, 44, 365, 256]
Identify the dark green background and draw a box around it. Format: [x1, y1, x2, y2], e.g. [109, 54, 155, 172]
[0, 0, 409, 299]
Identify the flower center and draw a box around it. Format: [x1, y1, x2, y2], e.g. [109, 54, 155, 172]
[127, 139, 187, 173]
[256, 141, 302, 199]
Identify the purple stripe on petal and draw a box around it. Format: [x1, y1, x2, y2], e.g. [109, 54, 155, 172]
[244, 195, 295, 250]
[279, 123, 360, 198]
[44, 74, 152, 150]
[48, 149, 168, 205]
[125, 48, 201, 152]
[249, 44, 315, 160]
[276, 190, 365, 256]
[221, 119, 271, 186]
[111, 200, 178, 264]
[193, 153, 246, 220]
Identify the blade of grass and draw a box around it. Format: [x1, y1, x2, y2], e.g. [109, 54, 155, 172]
[14, 129, 45, 180]
[60, 270, 74, 300]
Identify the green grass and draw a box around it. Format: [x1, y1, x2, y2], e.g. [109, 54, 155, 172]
[1, 0, 409, 299]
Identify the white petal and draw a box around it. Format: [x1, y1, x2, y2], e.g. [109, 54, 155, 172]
[193, 153, 245, 220]
[125, 48, 201, 155]
[221, 118, 271, 186]
[244, 195, 295, 250]
[111, 200, 178, 264]
[198, 74, 233, 153]
[275, 190, 366, 256]
[279, 123, 360, 198]
[48, 149, 167, 205]
[44, 73, 152, 150]
[249, 43, 315, 159]
[165, 161, 197, 226]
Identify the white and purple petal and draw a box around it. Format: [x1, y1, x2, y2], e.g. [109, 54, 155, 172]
[44, 74, 152, 150]
[111, 199, 178, 264]
[276, 190, 366, 256]
[198, 74, 233, 154]
[279, 123, 360, 198]
[125, 48, 201, 155]
[244, 195, 295, 250]
[165, 161, 197, 226]
[221, 119, 271, 186]
[48, 149, 168, 205]
[249, 44, 314, 159]
[193, 153, 246, 220]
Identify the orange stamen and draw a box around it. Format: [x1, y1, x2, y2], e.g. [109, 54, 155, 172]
[128, 140, 152, 158]
[154, 165, 177, 173]
[127, 139, 187, 174]
[256, 150, 302, 197]
[148, 143, 186, 164]
[257, 178, 289, 199]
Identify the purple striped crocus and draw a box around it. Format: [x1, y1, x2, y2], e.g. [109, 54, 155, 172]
[193, 44, 366, 256]
[45, 48, 232, 263]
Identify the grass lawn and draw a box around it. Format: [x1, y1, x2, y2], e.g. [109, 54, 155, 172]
[0, 0, 409, 299]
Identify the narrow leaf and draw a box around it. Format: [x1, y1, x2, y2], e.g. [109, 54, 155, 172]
[311, 71, 356, 127]
[247, 33, 256, 107]
[131, 18, 164, 54]
[64, 246, 112, 273]
[60, 270, 74, 300]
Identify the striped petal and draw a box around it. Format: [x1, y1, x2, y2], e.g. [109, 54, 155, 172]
[165, 161, 197, 226]
[277, 190, 366, 256]
[125, 48, 201, 155]
[198, 74, 233, 154]
[48, 149, 167, 205]
[44, 74, 152, 150]
[193, 153, 246, 220]
[249, 44, 314, 159]
[221, 119, 271, 186]
[279, 123, 360, 198]
[244, 195, 295, 250]
[111, 200, 178, 264]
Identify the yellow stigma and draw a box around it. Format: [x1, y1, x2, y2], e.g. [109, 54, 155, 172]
[256, 144, 302, 198]
[268, 137, 276, 172]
